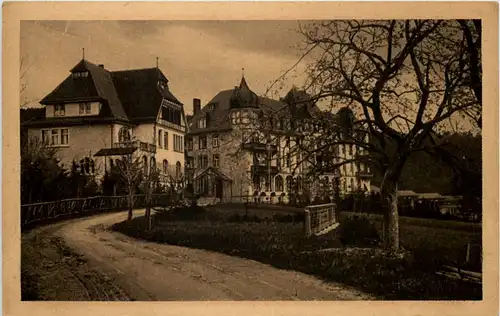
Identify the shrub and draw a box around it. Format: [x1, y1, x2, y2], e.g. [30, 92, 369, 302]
[339, 215, 380, 247]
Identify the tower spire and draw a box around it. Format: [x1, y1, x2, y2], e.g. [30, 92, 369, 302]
[82, 48, 85, 60]
[242, 67, 245, 78]
[156, 56, 159, 69]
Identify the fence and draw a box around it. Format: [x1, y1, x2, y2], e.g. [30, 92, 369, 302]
[21, 194, 175, 229]
[304, 203, 339, 237]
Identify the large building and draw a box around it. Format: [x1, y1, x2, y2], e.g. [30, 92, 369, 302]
[22, 59, 187, 183]
[185, 75, 372, 203]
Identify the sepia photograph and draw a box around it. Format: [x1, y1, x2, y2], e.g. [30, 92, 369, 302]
[18, 18, 484, 301]
[3, 2, 498, 315]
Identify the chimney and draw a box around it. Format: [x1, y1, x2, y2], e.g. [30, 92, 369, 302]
[193, 98, 201, 115]
[98, 64, 104, 68]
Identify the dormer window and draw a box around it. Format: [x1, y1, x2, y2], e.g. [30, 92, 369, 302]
[79, 102, 91, 115]
[198, 117, 206, 129]
[207, 103, 217, 111]
[72, 71, 88, 79]
[54, 104, 65, 116]
[158, 80, 167, 90]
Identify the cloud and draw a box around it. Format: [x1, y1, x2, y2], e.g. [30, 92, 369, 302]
[21, 20, 309, 112]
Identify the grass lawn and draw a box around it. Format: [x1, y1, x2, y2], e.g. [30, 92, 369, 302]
[113, 205, 482, 300]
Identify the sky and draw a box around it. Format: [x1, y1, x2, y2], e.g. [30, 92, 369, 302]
[20, 20, 310, 114]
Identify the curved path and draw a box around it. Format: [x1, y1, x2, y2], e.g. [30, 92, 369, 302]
[22, 210, 374, 301]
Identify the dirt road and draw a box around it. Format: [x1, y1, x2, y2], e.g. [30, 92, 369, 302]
[22, 210, 374, 301]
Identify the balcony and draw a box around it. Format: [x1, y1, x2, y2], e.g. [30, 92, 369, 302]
[158, 119, 186, 132]
[356, 171, 373, 179]
[113, 140, 157, 154]
[251, 165, 279, 175]
[242, 141, 278, 153]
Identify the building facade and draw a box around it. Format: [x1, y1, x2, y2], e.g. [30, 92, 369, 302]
[185, 76, 372, 203]
[22, 59, 187, 185]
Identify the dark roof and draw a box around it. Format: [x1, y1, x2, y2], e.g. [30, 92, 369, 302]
[193, 166, 232, 182]
[20, 108, 45, 123]
[94, 147, 137, 157]
[111, 68, 182, 122]
[188, 82, 324, 135]
[37, 59, 183, 125]
[188, 89, 235, 134]
[229, 76, 259, 109]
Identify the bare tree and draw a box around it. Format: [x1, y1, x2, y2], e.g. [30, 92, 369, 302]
[261, 20, 481, 253]
[20, 55, 37, 108]
[115, 153, 143, 222]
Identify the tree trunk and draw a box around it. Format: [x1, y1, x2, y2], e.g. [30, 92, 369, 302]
[145, 207, 152, 231]
[381, 179, 399, 252]
[379, 158, 406, 253]
[127, 188, 133, 221]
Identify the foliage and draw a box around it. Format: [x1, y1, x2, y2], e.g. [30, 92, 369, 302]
[21, 137, 100, 204]
[258, 20, 482, 251]
[339, 215, 380, 247]
[113, 207, 482, 299]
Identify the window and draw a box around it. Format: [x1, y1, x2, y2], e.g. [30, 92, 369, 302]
[142, 156, 148, 175]
[275, 175, 284, 192]
[54, 104, 65, 116]
[349, 144, 353, 156]
[163, 160, 169, 173]
[186, 157, 194, 169]
[241, 111, 250, 124]
[198, 117, 206, 128]
[212, 134, 219, 148]
[164, 132, 169, 150]
[286, 153, 291, 168]
[186, 137, 193, 150]
[42, 128, 69, 146]
[199, 155, 208, 168]
[118, 127, 131, 143]
[213, 154, 220, 168]
[72, 71, 88, 78]
[173, 135, 184, 152]
[61, 129, 69, 145]
[176, 162, 182, 179]
[150, 157, 156, 172]
[199, 136, 207, 149]
[286, 176, 293, 192]
[51, 129, 59, 146]
[42, 130, 50, 145]
[207, 103, 217, 111]
[230, 111, 241, 124]
[79, 103, 91, 115]
[158, 130, 163, 148]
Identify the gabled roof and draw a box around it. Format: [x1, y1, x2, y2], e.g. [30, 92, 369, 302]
[41, 59, 128, 121]
[37, 59, 183, 125]
[193, 166, 232, 182]
[111, 68, 182, 122]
